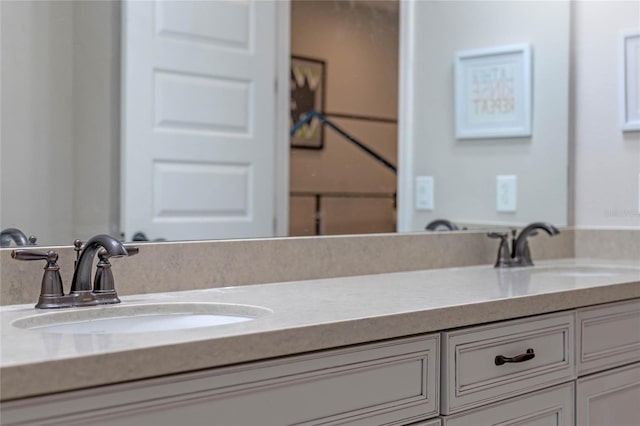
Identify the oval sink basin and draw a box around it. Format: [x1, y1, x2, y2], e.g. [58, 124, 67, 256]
[12, 303, 272, 335]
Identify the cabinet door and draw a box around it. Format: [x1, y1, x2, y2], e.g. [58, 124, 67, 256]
[441, 383, 574, 426]
[1, 335, 439, 426]
[576, 362, 640, 426]
[577, 299, 640, 375]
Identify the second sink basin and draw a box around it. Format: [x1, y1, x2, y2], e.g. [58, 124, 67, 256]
[12, 302, 272, 335]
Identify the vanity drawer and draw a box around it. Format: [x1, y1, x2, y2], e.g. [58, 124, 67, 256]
[1, 334, 439, 426]
[407, 419, 441, 426]
[441, 382, 574, 426]
[577, 298, 640, 375]
[441, 312, 574, 414]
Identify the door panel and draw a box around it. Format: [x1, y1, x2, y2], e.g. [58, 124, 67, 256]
[122, 0, 277, 241]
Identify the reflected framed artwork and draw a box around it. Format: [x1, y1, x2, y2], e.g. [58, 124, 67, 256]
[290, 55, 326, 149]
[619, 30, 640, 132]
[454, 44, 532, 139]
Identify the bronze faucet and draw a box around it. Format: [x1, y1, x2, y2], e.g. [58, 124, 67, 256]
[70, 235, 128, 293]
[489, 222, 560, 268]
[1, 227, 36, 247]
[425, 219, 459, 231]
[12, 234, 137, 308]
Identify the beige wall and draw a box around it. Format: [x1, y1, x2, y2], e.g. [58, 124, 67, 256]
[289, 0, 399, 236]
[573, 0, 640, 228]
[0, 0, 120, 245]
[402, 1, 570, 231]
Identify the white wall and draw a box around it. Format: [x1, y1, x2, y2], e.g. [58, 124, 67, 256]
[71, 1, 121, 240]
[400, 1, 570, 231]
[1, 0, 75, 244]
[573, 0, 640, 229]
[0, 0, 120, 246]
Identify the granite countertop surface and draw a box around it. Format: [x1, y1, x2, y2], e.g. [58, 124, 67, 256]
[1, 258, 639, 401]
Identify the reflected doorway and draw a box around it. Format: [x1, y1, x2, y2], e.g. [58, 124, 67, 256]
[288, 0, 400, 236]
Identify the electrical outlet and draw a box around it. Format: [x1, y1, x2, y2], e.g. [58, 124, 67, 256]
[415, 176, 434, 210]
[496, 175, 517, 212]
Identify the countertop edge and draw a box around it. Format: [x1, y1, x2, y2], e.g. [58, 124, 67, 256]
[2, 280, 639, 402]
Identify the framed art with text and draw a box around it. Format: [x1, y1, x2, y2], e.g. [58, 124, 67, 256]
[454, 44, 532, 139]
[619, 30, 640, 131]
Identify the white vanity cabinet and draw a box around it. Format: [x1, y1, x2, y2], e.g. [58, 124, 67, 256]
[441, 382, 574, 426]
[437, 299, 640, 426]
[438, 311, 575, 425]
[438, 299, 640, 425]
[576, 363, 640, 426]
[3, 299, 640, 426]
[440, 312, 575, 415]
[575, 299, 640, 426]
[576, 298, 640, 375]
[1, 335, 440, 426]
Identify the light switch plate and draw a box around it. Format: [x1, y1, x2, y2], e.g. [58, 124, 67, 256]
[496, 175, 517, 212]
[415, 176, 434, 210]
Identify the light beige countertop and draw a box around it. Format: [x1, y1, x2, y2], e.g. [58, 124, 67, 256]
[1, 258, 639, 401]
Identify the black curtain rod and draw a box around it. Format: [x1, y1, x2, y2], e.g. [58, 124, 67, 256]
[324, 112, 397, 124]
[290, 110, 397, 174]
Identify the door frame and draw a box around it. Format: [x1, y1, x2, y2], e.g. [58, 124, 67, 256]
[274, 0, 290, 236]
[397, 0, 415, 233]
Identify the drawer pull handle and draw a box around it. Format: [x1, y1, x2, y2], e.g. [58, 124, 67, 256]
[495, 348, 535, 365]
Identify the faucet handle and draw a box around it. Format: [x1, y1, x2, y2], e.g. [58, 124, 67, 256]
[11, 249, 55, 262]
[487, 232, 511, 268]
[92, 245, 138, 302]
[73, 239, 83, 269]
[123, 245, 139, 256]
[12, 249, 67, 308]
[93, 248, 118, 298]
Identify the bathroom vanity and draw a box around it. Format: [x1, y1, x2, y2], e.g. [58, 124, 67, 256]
[1, 259, 639, 425]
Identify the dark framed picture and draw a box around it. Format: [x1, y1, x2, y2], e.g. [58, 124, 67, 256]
[290, 55, 326, 149]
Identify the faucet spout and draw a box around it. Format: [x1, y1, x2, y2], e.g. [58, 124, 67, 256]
[1, 227, 30, 247]
[70, 234, 128, 293]
[513, 222, 559, 266]
[425, 219, 459, 231]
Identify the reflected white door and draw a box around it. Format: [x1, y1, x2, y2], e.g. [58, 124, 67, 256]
[122, 0, 279, 241]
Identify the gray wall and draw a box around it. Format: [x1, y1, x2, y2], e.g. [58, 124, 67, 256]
[403, 0, 570, 230]
[573, 0, 640, 228]
[71, 1, 121, 240]
[1, 0, 75, 244]
[0, 0, 120, 245]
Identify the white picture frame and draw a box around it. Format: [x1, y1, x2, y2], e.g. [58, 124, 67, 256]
[454, 44, 532, 139]
[619, 29, 640, 132]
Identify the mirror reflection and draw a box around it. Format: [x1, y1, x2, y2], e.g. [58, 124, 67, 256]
[0, 0, 570, 246]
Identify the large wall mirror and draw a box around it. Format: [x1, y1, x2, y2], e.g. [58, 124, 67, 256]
[0, 0, 570, 246]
